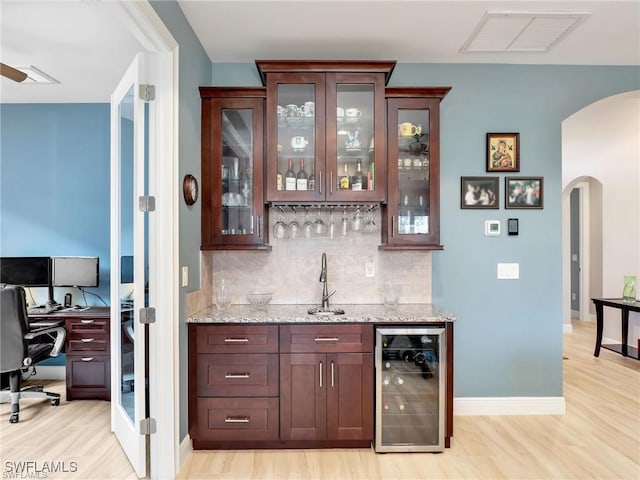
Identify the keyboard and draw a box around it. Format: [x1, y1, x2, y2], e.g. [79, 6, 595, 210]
[27, 305, 63, 315]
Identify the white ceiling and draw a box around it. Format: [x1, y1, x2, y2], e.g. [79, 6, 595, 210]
[1, 0, 638, 104]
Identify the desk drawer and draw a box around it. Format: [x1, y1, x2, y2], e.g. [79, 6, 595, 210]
[193, 325, 279, 354]
[196, 353, 278, 397]
[66, 354, 110, 401]
[194, 397, 279, 442]
[280, 324, 373, 353]
[65, 318, 109, 335]
[67, 336, 109, 354]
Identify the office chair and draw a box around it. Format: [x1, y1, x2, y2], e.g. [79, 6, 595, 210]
[0, 284, 66, 423]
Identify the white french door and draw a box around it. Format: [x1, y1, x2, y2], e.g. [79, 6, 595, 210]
[110, 53, 150, 478]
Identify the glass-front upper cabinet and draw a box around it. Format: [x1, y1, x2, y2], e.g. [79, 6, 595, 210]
[382, 89, 450, 250]
[258, 61, 393, 203]
[200, 88, 268, 250]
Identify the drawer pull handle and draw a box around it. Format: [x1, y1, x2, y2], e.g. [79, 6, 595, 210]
[314, 337, 339, 342]
[224, 373, 250, 379]
[224, 417, 250, 423]
[81, 338, 95, 343]
[224, 338, 249, 343]
[80, 319, 95, 324]
[319, 361, 323, 388]
[81, 357, 94, 362]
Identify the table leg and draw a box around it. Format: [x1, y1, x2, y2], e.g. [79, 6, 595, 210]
[621, 308, 629, 357]
[594, 302, 604, 357]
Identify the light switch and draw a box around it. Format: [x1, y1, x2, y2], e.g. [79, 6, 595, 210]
[182, 266, 189, 287]
[497, 263, 519, 279]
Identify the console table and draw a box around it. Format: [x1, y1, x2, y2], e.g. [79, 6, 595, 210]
[591, 298, 640, 359]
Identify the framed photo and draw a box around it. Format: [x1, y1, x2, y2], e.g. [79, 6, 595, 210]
[505, 177, 543, 209]
[487, 133, 519, 172]
[460, 176, 499, 209]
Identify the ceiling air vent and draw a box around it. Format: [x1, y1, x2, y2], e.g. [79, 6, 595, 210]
[460, 11, 591, 53]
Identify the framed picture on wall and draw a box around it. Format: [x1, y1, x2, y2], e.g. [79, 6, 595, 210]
[460, 176, 499, 209]
[487, 133, 519, 172]
[505, 177, 543, 209]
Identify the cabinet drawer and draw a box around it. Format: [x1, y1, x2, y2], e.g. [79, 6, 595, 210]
[66, 354, 110, 401]
[197, 353, 278, 397]
[65, 318, 109, 335]
[67, 335, 109, 354]
[195, 397, 279, 442]
[280, 324, 373, 353]
[194, 325, 279, 354]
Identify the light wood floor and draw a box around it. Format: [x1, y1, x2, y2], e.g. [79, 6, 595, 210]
[1, 320, 638, 479]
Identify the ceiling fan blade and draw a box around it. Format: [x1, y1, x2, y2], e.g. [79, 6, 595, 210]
[0, 63, 28, 82]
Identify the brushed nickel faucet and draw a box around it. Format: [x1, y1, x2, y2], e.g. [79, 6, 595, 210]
[320, 252, 335, 308]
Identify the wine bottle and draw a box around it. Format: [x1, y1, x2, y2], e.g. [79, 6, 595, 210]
[296, 158, 308, 191]
[339, 163, 350, 190]
[284, 158, 296, 191]
[307, 162, 315, 191]
[276, 170, 283, 191]
[351, 160, 364, 191]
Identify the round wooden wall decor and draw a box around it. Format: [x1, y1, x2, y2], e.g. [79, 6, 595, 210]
[183, 174, 198, 206]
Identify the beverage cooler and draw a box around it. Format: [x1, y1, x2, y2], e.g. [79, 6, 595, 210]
[375, 327, 445, 452]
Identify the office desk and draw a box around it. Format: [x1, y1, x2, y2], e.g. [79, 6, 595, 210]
[29, 307, 111, 400]
[591, 298, 640, 359]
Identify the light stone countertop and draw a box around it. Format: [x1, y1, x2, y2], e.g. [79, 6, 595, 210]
[186, 303, 457, 324]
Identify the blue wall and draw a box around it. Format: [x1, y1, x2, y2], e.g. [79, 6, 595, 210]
[0, 103, 111, 307]
[210, 62, 639, 400]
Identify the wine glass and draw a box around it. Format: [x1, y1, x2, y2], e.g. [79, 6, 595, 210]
[352, 206, 363, 232]
[314, 206, 326, 236]
[340, 207, 349, 237]
[273, 206, 287, 240]
[302, 207, 314, 239]
[364, 207, 377, 234]
[328, 207, 336, 240]
[288, 206, 300, 239]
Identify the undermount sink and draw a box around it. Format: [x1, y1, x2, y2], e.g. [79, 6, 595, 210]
[308, 307, 345, 316]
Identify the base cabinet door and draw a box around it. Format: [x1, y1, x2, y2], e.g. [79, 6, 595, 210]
[66, 354, 110, 400]
[280, 352, 373, 442]
[326, 353, 373, 441]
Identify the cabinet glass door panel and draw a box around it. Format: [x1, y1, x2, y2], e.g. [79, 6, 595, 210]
[276, 84, 317, 194]
[336, 84, 375, 193]
[375, 327, 445, 452]
[221, 108, 254, 236]
[396, 108, 430, 236]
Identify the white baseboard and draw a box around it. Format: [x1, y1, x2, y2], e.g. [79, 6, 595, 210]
[179, 434, 192, 472]
[563, 323, 573, 334]
[454, 396, 566, 415]
[30, 366, 65, 381]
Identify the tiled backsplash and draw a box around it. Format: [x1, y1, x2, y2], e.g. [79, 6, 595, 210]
[186, 211, 433, 314]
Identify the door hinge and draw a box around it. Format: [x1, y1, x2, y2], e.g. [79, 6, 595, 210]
[139, 195, 156, 212]
[139, 307, 156, 324]
[139, 417, 156, 435]
[139, 84, 156, 102]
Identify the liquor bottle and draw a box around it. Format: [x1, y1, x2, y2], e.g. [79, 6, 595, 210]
[351, 160, 364, 191]
[368, 157, 375, 191]
[276, 170, 283, 191]
[284, 158, 296, 191]
[307, 162, 315, 191]
[296, 158, 308, 191]
[339, 163, 350, 190]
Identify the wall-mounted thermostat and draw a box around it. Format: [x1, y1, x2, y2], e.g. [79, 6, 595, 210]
[485, 220, 500, 236]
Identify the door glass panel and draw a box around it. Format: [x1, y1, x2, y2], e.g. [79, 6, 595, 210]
[118, 86, 135, 422]
[221, 108, 254, 236]
[336, 84, 374, 193]
[276, 84, 316, 193]
[397, 109, 430, 236]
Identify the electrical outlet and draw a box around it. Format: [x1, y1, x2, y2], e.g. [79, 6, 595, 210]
[365, 257, 375, 277]
[181, 266, 189, 287]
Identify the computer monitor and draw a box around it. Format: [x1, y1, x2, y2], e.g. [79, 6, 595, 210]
[0, 256, 51, 287]
[52, 256, 100, 287]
